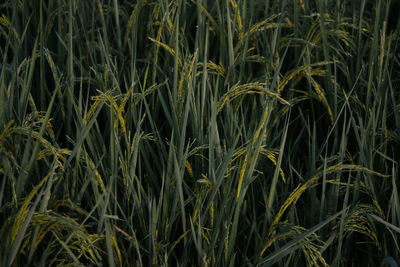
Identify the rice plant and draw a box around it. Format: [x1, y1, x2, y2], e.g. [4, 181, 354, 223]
[0, 0, 399, 266]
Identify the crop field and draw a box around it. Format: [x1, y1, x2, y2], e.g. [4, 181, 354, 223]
[0, 0, 399, 266]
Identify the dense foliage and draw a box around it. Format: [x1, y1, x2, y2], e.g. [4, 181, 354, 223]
[0, 0, 399, 266]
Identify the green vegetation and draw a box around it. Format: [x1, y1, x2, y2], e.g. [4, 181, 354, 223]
[1, 0, 399, 266]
